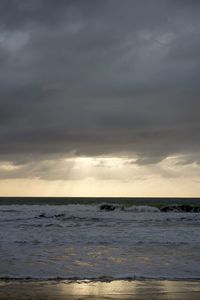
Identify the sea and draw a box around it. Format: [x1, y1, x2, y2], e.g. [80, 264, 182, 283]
[0, 197, 200, 280]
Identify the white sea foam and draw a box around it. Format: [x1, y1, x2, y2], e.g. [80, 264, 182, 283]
[126, 205, 160, 212]
[0, 204, 200, 279]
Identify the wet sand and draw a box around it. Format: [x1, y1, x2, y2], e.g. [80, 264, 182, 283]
[0, 280, 200, 300]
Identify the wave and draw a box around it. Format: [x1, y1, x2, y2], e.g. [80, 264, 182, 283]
[99, 203, 160, 212]
[1, 275, 200, 282]
[126, 205, 160, 213]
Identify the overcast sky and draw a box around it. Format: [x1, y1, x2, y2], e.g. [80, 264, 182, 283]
[0, 0, 200, 196]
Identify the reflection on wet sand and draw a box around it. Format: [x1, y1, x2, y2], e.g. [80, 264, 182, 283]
[61, 280, 200, 299]
[1, 280, 200, 299]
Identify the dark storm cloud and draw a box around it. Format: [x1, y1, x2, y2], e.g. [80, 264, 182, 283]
[0, 0, 200, 169]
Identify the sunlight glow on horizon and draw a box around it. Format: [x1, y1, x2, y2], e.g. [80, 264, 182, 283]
[0, 154, 200, 197]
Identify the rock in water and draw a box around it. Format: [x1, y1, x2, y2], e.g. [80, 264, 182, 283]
[160, 205, 200, 212]
[100, 204, 116, 211]
[99, 204, 124, 211]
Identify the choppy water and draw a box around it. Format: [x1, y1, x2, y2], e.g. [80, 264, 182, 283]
[0, 204, 200, 279]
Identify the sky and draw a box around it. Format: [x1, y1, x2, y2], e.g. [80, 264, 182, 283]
[0, 0, 200, 197]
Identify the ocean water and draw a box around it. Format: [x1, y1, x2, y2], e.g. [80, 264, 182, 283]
[0, 202, 200, 280]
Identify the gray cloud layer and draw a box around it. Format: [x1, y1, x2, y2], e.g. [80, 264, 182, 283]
[0, 0, 200, 166]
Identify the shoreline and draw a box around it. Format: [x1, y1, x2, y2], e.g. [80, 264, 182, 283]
[1, 279, 200, 299]
[1, 277, 200, 282]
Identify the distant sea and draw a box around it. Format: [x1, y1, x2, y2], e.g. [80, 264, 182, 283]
[0, 196, 200, 206]
[0, 197, 200, 280]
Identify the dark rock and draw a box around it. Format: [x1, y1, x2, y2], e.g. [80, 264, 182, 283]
[100, 204, 116, 211]
[99, 204, 125, 211]
[160, 205, 200, 212]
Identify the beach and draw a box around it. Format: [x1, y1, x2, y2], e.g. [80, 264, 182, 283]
[1, 280, 200, 299]
[1, 0, 200, 297]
